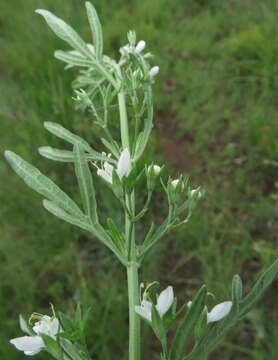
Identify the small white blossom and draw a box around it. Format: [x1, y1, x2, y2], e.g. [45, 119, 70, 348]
[97, 148, 131, 184]
[153, 165, 161, 175]
[10, 316, 59, 356]
[135, 40, 146, 53]
[149, 66, 159, 77]
[207, 301, 232, 323]
[135, 286, 174, 321]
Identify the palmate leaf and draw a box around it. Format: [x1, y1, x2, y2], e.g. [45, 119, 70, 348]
[73, 143, 98, 223]
[85, 2, 103, 60]
[35, 9, 94, 61]
[4, 151, 83, 218]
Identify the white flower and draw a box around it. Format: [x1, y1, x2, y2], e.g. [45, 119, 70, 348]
[135, 40, 146, 53]
[207, 301, 232, 323]
[149, 66, 159, 77]
[97, 148, 131, 184]
[135, 286, 174, 321]
[10, 316, 59, 356]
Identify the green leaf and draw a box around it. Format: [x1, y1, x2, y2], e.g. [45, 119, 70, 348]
[134, 86, 153, 161]
[40, 334, 63, 360]
[59, 338, 84, 360]
[39, 147, 75, 162]
[232, 274, 243, 309]
[186, 304, 238, 360]
[169, 285, 207, 360]
[85, 2, 103, 60]
[35, 9, 94, 61]
[43, 200, 91, 232]
[107, 218, 125, 252]
[75, 303, 82, 324]
[19, 315, 34, 336]
[194, 308, 208, 343]
[151, 304, 166, 346]
[4, 151, 84, 218]
[43, 122, 92, 153]
[239, 257, 278, 318]
[55, 50, 94, 68]
[73, 144, 98, 223]
[101, 137, 120, 158]
[58, 312, 74, 331]
[39, 146, 116, 164]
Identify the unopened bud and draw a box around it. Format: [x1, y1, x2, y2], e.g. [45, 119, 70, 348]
[190, 188, 202, 199]
[171, 179, 180, 189]
[153, 165, 161, 175]
[150, 66, 159, 77]
[135, 40, 146, 53]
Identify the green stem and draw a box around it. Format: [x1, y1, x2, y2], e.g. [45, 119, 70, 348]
[118, 90, 130, 151]
[127, 260, 140, 360]
[118, 87, 140, 360]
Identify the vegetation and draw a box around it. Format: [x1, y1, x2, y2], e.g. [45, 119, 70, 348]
[1, 0, 277, 359]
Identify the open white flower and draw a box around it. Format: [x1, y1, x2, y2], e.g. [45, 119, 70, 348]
[135, 286, 174, 322]
[97, 148, 131, 184]
[10, 316, 59, 356]
[207, 301, 232, 323]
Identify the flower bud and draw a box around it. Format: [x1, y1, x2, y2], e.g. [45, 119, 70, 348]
[150, 66, 159, 77]
[135, 40, 146, 53]
[190, 188, 202, 199]
[151, 164, 161, 176]
[171, 179, 180, 189]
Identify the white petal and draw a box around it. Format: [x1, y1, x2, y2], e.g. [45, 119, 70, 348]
[10, 336, 44, 355]
[117, 149, 131, 180]
[135, 303, 152, 321]
[135, 40, 146, 53]
[97, 169, 112, 184]
[49, 318, 59, 338]
[104, 162, 114, 177]
[149, 66, 159, 77]
[156, 286, 174, 318]
[207, 301, 232, 323]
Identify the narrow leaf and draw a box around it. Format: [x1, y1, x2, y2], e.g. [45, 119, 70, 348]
[43, 200, 91, 232]
[239, 257, 278, 318]
[169, 285, 207, 360]
[19, 315, 34, 336]
[39, 147, 75, 162]
[36, 9, 94, 60]
[85, 2, 103, 60]
[107, 218, 125, 252]
[44, 122, 92, 152]
[232, 274, 243, 309]
[55, 50, 94, 68]
[73, 143, 98, 222]
[5, 151, 84, 218]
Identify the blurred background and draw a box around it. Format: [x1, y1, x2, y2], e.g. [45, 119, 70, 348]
[1, 0, 278, 359]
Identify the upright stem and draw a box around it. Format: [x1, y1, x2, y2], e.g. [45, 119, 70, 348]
[118, 89, 140, 360]
[118, 90, 130, 151]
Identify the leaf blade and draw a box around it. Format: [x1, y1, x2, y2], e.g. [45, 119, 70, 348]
[5, 151, 84, 218]
[73, 143, 98, 223]
[85, 2, 103, 60]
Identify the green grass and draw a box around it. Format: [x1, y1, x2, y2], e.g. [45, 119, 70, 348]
[1, 0, 278, 359]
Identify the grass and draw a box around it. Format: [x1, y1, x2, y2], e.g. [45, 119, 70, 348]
[0, 0, 277, 359]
